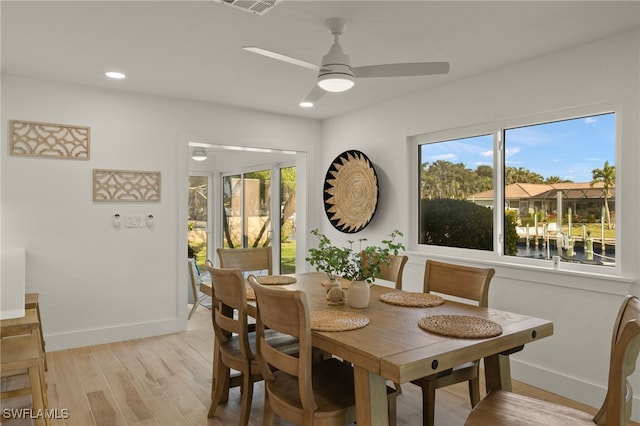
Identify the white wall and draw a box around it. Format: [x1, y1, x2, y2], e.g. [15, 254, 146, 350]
[318, 30, 640, 419]
[1, 75, 320, 350]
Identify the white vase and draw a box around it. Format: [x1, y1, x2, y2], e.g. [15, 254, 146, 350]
[349, 280, 370, 308]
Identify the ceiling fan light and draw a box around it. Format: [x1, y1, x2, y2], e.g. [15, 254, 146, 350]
[317, 47, 354, 93]
[191, 148, 207, 161]
[317, 73, 355, 92]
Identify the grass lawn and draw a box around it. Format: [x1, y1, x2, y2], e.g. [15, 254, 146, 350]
[281, 240, 296, 274]
[562, 223, 615, 240]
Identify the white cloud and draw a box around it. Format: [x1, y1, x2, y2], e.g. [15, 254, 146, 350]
[432, 153, 456, 161]
[504, 147, 521, 159]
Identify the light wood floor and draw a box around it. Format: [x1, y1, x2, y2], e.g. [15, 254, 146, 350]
[1, 303, 631, 426]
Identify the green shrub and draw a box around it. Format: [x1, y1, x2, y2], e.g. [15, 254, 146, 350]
[419, 199, 493, 251]
[504, 210, 519, 256]
[520, 216, 535, 227]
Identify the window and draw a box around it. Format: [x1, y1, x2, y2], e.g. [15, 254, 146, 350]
[188, 175, 209, 270]
[415, 110, 617, 269]
[418, 134, 494, 251]
[504, 113, 616, 266]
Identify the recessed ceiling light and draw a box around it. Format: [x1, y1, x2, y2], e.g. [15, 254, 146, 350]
[299, 101, 314, 108]
[105, 71, 126, 79]
[191, 148, 208, 161]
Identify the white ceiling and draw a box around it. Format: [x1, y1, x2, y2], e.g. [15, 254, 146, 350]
[2, 1, 639, 120]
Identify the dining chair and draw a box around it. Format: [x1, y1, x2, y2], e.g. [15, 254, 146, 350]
[1, 333, 50, 426]
[1, 308, 50, 426]
[411, 259, 495, 426]
[360, 251, 409, 289]
[187, 258, 211, 319]
[465, 295, 640, 426]
[248, 275, 360, 425]
[216, 246, 272, 275]
[25, 293, 47, 370]
[205, 265, 298, 425]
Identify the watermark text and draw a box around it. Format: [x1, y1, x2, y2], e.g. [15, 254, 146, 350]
[2, 408, 70, 420]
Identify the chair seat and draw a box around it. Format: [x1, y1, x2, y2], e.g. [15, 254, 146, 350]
[268, 357, 398, 423]
[219, 329, 299, 365]
[464, 390, 594, 426]
[268, 357, 357, 422]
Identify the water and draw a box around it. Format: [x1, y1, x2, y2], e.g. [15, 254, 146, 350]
[516, 241, 615, 265]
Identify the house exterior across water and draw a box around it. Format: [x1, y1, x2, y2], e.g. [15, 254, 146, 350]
[469, 182, 614, 224]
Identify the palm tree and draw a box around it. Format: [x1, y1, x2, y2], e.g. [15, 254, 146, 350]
[591, 161, 615, 229]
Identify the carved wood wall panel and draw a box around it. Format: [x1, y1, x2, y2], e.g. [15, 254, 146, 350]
[10, 120, 90, 159]
[93, 169, 161, 202]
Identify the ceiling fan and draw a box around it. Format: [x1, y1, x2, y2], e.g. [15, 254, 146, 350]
[243, 18, 450, 107]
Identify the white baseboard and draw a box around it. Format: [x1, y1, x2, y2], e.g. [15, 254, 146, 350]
[511, 358, 640, 422]
[45, 318, 187, 352]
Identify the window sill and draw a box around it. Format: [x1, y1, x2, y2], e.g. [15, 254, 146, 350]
[405, 250, 634, 296]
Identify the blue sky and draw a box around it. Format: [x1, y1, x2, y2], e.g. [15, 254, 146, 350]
[421, 112, 616, 183]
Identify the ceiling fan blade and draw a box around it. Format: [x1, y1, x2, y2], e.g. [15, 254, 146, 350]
[301, 86, 326, 105]
[353, 62, 449, 78]
[242, 46, 320, 71]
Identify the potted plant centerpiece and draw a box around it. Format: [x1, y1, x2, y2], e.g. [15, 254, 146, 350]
[306, 229, 404, 307]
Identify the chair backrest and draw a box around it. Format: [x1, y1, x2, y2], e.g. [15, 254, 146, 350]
[593, 295, 640, 425]
[423, 260, 495, 307]
[248, 275, 318, 414]
[207, 266, 253, 362]
[188, 258, 212, 286]
[188, 258, 199, 291]
[217, 247, 273, 275]
[360, 252, 409, 290]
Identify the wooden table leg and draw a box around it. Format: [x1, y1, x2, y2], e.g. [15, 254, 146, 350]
[483, 353, 513, 392]
[484, 345, 525, 392]
[353, 365, 389, 426]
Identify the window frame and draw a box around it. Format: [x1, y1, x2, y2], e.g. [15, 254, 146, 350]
[188, 172, 213, 270]
[408, 103, 621, 276]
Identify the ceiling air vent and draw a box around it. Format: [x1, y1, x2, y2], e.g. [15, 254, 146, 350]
[215, 0, 280, 16]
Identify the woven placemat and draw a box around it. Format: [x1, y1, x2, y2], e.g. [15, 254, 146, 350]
[256, 275, 297, 285]
[380, 292, 445, 307]
[246, 287, 256, 301]
[418, 315, 503, 339]
[247, 286, 290, 300]
[310, 310, 370, 332]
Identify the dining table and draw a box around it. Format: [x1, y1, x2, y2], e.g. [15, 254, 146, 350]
[201, 271, 554, 426]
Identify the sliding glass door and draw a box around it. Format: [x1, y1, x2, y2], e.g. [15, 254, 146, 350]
[280, 166, 296, 273]
[188, 174, 210, 271]
[222, 170, 272, 249]
[221, 163, 295, 274]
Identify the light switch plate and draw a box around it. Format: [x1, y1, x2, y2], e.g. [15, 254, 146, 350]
[125, 215, 144, 228]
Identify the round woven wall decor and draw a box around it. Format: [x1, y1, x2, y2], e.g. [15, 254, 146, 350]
[323, 150, 379, 233]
